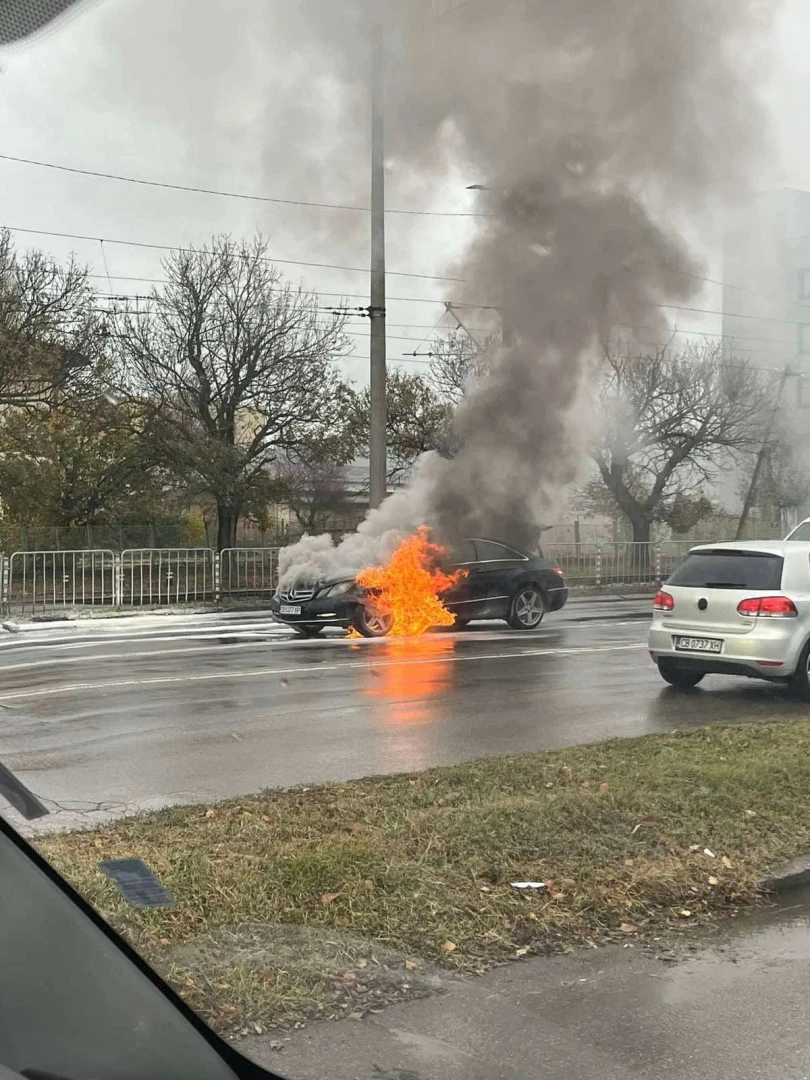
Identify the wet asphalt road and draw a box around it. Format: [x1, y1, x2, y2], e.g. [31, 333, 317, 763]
[0, 598, 806, 830]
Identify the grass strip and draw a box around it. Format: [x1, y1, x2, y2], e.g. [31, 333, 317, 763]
[39, 720, 810, 1035]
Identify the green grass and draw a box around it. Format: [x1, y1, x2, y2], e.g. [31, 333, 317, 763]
[39, 720, 810, 1035]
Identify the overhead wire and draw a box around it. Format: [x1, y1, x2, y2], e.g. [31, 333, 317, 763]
[0, 151, 490, 219]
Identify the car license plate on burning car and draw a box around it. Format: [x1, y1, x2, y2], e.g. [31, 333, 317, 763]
[673, 636, 722, 654]
[280, 605, 301, 616]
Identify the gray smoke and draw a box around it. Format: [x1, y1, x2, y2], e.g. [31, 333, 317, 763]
[279, 0, 773, 585]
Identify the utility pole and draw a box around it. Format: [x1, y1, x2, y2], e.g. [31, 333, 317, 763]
[735, 366, 791, 540]
[369, 21, 387, 511]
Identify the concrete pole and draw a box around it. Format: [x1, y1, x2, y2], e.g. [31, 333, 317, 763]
[369, 21, 387, 510]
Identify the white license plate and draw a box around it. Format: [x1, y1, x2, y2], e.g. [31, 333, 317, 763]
[280, 605, 301, 616]
[673, 636, 722, 654]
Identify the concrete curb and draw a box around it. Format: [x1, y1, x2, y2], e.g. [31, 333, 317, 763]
[759, 854, 810, 894]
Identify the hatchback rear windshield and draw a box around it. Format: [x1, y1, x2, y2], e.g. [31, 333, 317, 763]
[667, 550, 784, 590]
[787, 522, 810, 541]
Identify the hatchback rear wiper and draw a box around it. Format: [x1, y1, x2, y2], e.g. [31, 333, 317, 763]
[701, 582, 750, 589]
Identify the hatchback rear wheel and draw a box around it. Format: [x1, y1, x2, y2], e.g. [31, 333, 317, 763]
[787, 642, 810, 701]
[657, 660, 705, 689]
[507, 586, 546, 631]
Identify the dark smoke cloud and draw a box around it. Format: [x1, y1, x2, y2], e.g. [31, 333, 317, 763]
[280, 0, 774, 582]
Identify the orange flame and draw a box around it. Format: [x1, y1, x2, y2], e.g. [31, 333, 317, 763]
[355, 527, 466, 637]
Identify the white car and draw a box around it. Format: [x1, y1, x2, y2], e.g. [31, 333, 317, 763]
[648, 541, 810, 697]
[785, 518, 810, 541]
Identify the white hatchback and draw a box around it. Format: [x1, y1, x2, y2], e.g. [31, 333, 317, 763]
[648, 541, 810, 697]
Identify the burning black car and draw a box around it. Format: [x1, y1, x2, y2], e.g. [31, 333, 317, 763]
[271, 537, 568, 637]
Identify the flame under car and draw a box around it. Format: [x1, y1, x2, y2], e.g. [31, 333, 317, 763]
[271, 538, 568, 637]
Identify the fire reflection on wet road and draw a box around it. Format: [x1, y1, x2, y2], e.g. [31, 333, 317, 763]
[0, 598, 805, 831]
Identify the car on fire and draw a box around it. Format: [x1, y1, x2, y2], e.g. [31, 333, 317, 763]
[271, 538, 568, 637]
[649, 540, 810, 698]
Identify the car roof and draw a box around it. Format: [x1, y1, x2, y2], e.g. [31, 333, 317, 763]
[690, 540, 810, 556]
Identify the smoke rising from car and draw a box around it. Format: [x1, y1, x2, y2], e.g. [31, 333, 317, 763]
[278, 0, 771, 586]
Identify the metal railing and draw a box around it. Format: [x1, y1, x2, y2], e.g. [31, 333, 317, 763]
[6, 549, 117, 615]
[544, 541, 696, 586]
[0, 540, 706, 614]
[219, 547, 280, 598]
[119, 549, 216, 607]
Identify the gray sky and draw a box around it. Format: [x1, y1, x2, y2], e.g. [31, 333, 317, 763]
[0, 0, 803, 381]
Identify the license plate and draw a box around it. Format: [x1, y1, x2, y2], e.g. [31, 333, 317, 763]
[280, 605, 301, 616]
[673, 636, 722, 654]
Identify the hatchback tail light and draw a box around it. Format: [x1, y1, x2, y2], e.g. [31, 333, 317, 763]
[551, 566, 565, 579]
[737, 595, 798, 618]
[653, 590, 674, 611]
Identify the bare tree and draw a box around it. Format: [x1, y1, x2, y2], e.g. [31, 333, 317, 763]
[585, 342, 770, 547]
[0, 229, 106, 407]
[276, 458, 354, 534]
[114, 234, 354, 550]
[351, 369, 452, 482]
[427, 329, 495, 405]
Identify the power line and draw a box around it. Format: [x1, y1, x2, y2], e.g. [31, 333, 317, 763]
[1, 223, 471, 284]
[0, 151, 489, 219]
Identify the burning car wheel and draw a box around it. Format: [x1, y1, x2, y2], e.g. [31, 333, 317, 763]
[354, 606, 394, 637]
[507, 586, 546, 630]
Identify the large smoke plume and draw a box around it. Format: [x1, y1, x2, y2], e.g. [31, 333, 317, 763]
[279, 0, 772, 586]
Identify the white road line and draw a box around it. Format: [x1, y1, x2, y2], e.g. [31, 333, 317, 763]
[0, 642, 646, 702]
[0, 621, 650, 673]
[0, 618, 649, 661]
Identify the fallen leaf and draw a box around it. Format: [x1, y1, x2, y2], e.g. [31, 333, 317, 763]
[231, 733, 243, 741]
[638, 816, 659, 827]
[562, 766, 573, 777]
[552, 891, 567, 901]
[158, 937, 171, 946]
[545, 782, 554, 789]
[599, 782, 609, 794]
[563, 878, 576, 889]
[515, 946, 530, 957]
[620, 922, 638, 934]
[479, 885, 492, 893]
[679, 909, 692, 918]
[708, 876, 719, 887]
[344, 822, 365, 832]
[624, 858, 635, 867]
[582, 780, 591, 789]
[442, 941, 457, 952]
[527, 912, 537, 920]
[744, 810, 757, 818]
[220, 1005, 239, 1015]
[703, 848, 716, 859]
[320, 892, 341, 906]
[205, 809, 217, 819]
[404, 960, 418, 971]
[261, 815, 271, 823]
[722, 855, 734, 869]
[511, 881, 546, 890]
[689, 844, 701, 852]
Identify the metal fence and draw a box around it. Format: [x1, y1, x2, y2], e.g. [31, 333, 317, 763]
[219, 548, 279, 599]
[0, 540, 703, 615]
[6, 549, 117, 616]
[120, 549, 217, 607]
[544, 541, 695, 586]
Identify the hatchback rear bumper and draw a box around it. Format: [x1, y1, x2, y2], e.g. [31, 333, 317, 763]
[649, 624, 802, 677]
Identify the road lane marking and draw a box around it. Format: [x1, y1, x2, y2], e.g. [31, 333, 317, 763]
[0, 619, 650, 665]
[0, 642, 647, 701]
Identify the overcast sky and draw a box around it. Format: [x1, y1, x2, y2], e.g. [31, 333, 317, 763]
[0, 0, 805, 383]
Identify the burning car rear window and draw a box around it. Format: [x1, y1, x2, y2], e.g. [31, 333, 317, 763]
[667, 550, 784, 590]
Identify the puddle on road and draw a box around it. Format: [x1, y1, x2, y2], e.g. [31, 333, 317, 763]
[650, 889, 810, 1004]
